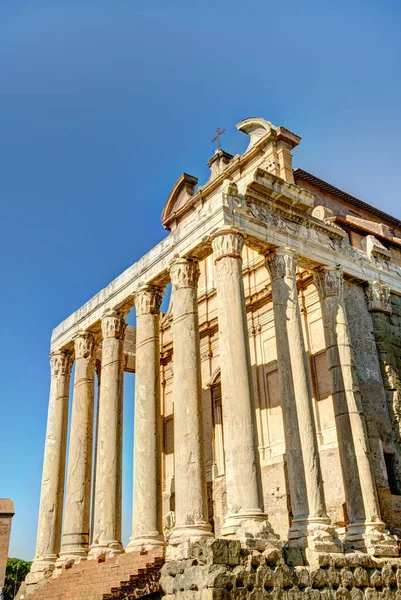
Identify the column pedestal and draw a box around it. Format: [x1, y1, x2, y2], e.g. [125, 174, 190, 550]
[126, 286, 166, 552]
[315, 267, 398, 556]
[168, 258, 213, 545]
[89, 310, 126, 559]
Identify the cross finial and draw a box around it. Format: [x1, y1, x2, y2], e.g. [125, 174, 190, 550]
[212, 127, 225, 149]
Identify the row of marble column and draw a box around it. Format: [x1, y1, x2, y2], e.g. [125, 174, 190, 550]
[31, 230, 397, 576]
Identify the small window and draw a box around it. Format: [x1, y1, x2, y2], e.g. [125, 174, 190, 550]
[313, 351, 332, 400]
[164, 416, 174, 455]
[384, 453, 400, 495]
[266, 369, 280, 408]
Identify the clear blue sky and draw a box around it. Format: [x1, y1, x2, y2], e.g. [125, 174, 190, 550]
[0, 0, 400, 561]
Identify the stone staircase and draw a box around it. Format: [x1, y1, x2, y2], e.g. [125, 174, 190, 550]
[21, 549, 164, 600]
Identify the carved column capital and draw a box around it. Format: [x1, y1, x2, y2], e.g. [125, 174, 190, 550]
[169, 258, 199, 290]
[73, 332, 97, 360]
[100, 310, 126, 340]
[50, 350, 73, 378]
[314, 267, 344, 298]
[211, 230, 244, 263]
[265, 248, 297, 279]
[135, 285, 163, 316]
[366, 280, 392, 314]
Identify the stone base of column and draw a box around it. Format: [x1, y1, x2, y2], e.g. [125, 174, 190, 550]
[288, 517, 343, 553]
[126, 533, 166, 552]
[88, 540, 124, 560]
[221, 512, 281, 551]
[345, 522, 399, 556]
[169, 522, 214, 545]
[23, 557, 56, 595]
[53, 548, 88, 576]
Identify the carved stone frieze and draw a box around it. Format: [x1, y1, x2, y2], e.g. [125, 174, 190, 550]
[366, 280, 392, 314]
[73, 332, 97, 360]
[211, 230, 244, 262]
[169, 258, 199, 289]
[135, 285, 163, 316]
[100, 310, 126, 340]
[314, 267, 344, 298]
[50, 350, 73, 378]
[265, 249, 297, 280]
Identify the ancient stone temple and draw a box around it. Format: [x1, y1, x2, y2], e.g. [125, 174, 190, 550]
[21, 117, 401, 600]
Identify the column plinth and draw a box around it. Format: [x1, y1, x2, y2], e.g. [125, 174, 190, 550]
[89, 310, 126, 559]
[266, 249, 341, 553]
[57, 333, 97, 566]
[27, 350, 73, 586]
[168, 258, 213, 544]
[315, 267, 398, 556]
[212, 230, 278, 547]
[126, 286, 166, 552]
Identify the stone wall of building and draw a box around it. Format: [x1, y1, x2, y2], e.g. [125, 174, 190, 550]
[161, 539, 401, 600]
[371, 293, 401, 533]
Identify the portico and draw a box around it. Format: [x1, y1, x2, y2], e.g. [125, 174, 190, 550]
[26, 116, 401, 594]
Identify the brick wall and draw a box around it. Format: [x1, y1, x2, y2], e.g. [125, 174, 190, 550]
[0, 499, 15, 589]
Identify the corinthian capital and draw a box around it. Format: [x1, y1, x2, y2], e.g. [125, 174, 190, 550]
[211, 230, 244, 263]
[101, 310, 126, 340]
[50, 350, 73, 378]
[135, 285, 163, 316]
[169, 258, 199, 290]
[314, 267, 343, 298]
[366, 280, 392, 314]
[265, 249, 296, 280]
[74, 332, 97, 360]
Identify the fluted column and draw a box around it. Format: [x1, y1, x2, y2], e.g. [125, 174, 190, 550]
[89, 310, 126, 559]
[211, 230, 275, 544]
[58, 332, 97, 563]
[126, 285, 165, 551]
[266, 249, 340, 552]
[29, 350, 73, 581]
[168, 258, 213, 544]
[315, 267, 397, 555]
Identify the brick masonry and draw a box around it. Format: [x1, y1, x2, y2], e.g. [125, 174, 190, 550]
[0, 499, 15, 591]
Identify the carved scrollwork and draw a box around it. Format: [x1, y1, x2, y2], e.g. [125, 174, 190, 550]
[211, 230, 244, 262]
[169, 258, 199, 290]
[135, 285, 163, 316]
[74, 332, 97, 360]
[101, 310, 126, 340]
[265, 249, 297, 280]
[50, 350, 73, 377]
[314, 267, 344, 298]
[366, 280, 392, 314]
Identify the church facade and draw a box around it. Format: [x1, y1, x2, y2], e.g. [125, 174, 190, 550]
[22, 118, 401, 598]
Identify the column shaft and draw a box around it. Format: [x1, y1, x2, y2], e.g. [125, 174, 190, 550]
[89, 310, 125, 558]
[315, 267, 397, 555]
[212, 230, 274, 543]
[127, 286, 165, 551]
[169, 258, 212, 544]
[58, 333, 96, 562]
[266, 250, 339, 552]
[29, 350, 72, 580]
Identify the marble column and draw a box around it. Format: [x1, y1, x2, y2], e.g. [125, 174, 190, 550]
[315, 267, 397, 555]
[89, 310, 126, 558]
[266, 249, 340, 552]
[126, 285, 165, 551]
[168, 258, 213, 544]
[211, 230, 275, 544]
[29, 350, 73, 581]
[58, 332, 97, 563]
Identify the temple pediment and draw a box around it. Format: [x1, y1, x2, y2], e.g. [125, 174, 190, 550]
[161, 172, 198, 230]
